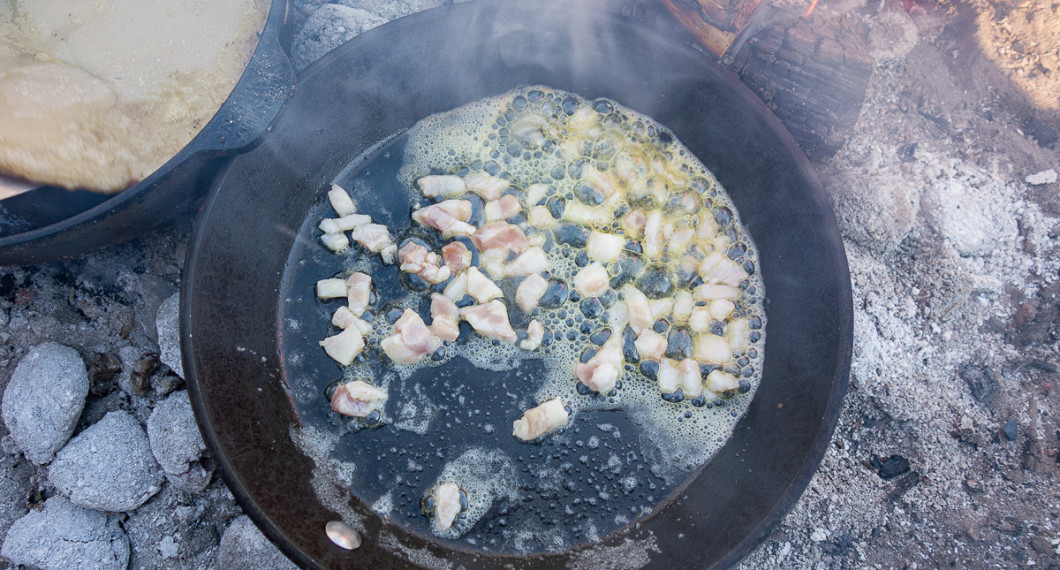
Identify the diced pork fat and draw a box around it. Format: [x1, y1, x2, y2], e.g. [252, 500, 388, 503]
[443, 271, 468, 302]
[623, 287, 653, 333]
[515, 273, 548, 313]
[519, 320, 545, 351]
[465, 267, 504, 303]
[657, 358, 679, 393]
[319, 214, 371, 234]
[330, 380, 386, 418]
[527, 205, 557, 228]
[441, 242, 473, 273]
[417, 175, 466, 197]
[464, 171, 509, 201]
[319, 327, 365, 366]
[331, 306, 370, 334]
[678, 359, 703, 398]
[573, 262, 609, 298]
[693, 283, 741, 301]
[381, 310, 437, 364]
[574, 336, 622, 394]
[698, 251, 749, 287]
[328, 184, 357, 216]
[411, 200, 476, 238]
[586, 231, 625, 263]
[434, 482, 463, 531]
[512, 398, 569, 441]
[503, 246, 549, 277]
[705, 369, 740, 393]
[634, 329, 667, 362]
[471, 222, 529, 254]
[320, 233, 349, 252]
[484, 195, 521, 222]
[460, 300, 518, 343]
[350, 223, 394, 253]
[429, 294, 461, 342]
[316, 278, 347, 300]
[694, 334, 731, 364]
[398, 241, 429, 273]
[346, 273, 372, 316]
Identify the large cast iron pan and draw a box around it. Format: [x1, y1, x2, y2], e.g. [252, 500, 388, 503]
[0, 0, 295, 266]
[183, 1, 852, 568]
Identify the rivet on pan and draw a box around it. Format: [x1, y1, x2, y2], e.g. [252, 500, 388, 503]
[325, 521, 361, 550]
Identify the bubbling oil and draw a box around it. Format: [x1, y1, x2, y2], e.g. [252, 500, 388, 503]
[298, 86, 766, 553]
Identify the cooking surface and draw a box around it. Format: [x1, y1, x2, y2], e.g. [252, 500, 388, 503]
[0, 0, 1058, 569]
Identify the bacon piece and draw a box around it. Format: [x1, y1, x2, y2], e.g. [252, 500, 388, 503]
[623, 287, 653, 333]
[381, 310, 437, 364]
[331, 306, 370, 334]
[429, 294, 461, 342]
[315, 278, 347, 300]
[328, 184, 357, 216]
[434, 482, 463, 531]
[705, 369, 740, 393]
[484, 195, 522, 222]
[519, 320, 545, 351]
[441, 242, 472, 273]
[527, 205, 557, 228]
[443, 271, 468, 302]
[503, 246, 549, 277]
[678, 358, 703, 398]
[319, 327, 365, 366]
[346, 273, 371, 316]
[319, 214, 371, 234]
[657, 358, 679, 393]
[515, 273, 548, 313]
[464, 171, 509, 201]
[471, 221, 529, 254]
[417, 175, 466, 197]
[694, 334, 731, 364]
[465, 267, 503, 303]
[634, 329, 667, 362]
[460, 300, 518, 343]
[411, 200, 475, 238]
[350, 223, 394, 254]
[574, 336, 622, 394]
[623, 209, 646, 238]
[512, 398, 569, 441]
[330, 380, 386, 418]
[398, 241, 429, 273]
[573, 262, 609, 298]
[586, 231, 624, 263]
[698, 251, 749, 287]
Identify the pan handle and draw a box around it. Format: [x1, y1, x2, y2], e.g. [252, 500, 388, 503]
[194, 1, 296, 154]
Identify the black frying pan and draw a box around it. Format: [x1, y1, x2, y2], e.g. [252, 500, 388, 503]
[182, 1, 852, 568]
[0, 0, 295, 266]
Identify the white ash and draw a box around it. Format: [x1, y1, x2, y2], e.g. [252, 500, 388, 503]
[147, 390, 213, 493]
[216, 515, 299, 570]
[48, 410, 164, 512]
[1, 496, 129, 570]
[155, 292, 184, 379]
[1, 342, 89, 465]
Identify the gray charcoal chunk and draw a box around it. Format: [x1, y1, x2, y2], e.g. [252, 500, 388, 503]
[49, 410, 164, 512]
[1, 496, 129, 570]
[155, 293, 184, 379]
[216, 515, 299, 570]
[147, 390, 213, 492]
[1, 342, 89, 464]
